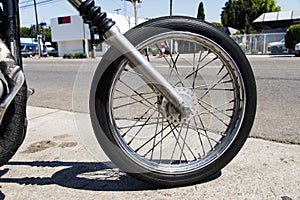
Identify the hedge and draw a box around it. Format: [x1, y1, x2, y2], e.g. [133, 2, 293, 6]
[63, 53, 87, 59]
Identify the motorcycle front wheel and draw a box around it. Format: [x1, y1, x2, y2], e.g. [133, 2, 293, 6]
[90, 16, 256, 187]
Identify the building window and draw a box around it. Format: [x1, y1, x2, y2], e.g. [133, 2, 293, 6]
[58, 16, 71, 24]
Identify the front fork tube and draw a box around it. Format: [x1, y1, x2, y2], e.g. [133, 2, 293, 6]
[104, 26, 184, 111]
[0, 40, 25, 124]
[68, 0, 183, 110]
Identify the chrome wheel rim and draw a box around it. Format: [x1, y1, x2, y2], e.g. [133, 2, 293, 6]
[108, 32, 246, 174]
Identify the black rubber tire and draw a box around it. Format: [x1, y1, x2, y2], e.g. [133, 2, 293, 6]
[0, 68, 27, 166]
[90, 16, 257, 187]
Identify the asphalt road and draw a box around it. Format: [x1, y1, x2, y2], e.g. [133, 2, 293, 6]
[23, 56, 300, 144]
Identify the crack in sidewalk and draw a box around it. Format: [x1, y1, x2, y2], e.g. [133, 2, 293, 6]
[28, 109, 61, 121]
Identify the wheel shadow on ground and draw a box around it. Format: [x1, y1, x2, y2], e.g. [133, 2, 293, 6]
[0, 161, 221, 191]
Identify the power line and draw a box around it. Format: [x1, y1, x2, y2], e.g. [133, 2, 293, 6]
[20, 0, 63, 9]
[20, 0, 61, 9]
[20, 0, 35, 5]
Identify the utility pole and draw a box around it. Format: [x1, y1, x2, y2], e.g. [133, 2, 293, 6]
[125, 0, 141, 26]
[33, 0, 41, 57]
[33, 0, 39, 35]
[133, 0, 138, 25]
[170, 0, 173, 16]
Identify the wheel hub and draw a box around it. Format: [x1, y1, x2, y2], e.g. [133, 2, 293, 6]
[159, 87, 199, 124]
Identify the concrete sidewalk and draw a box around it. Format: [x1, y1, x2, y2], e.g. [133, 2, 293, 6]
[0, 106, 299, 199]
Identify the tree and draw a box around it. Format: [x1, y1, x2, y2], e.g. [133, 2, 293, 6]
[20, 25, 52, 42]
[197, 2, 205, 20]
[20, 26, 36, 38]
[221, 0, 236, 29]
[43, 27, 52, 42]
[221, 0, 280, 33]
[285, 24, 300, 49]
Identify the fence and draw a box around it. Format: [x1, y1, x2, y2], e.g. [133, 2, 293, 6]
[231, 33, 287, 55]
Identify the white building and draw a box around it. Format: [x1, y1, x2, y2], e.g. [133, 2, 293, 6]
[51, 13, 146, 57]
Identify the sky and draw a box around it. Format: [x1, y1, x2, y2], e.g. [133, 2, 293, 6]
[19, 0, 300, 27]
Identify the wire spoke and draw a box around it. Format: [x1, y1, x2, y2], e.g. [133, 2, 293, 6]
[199, 72, 231, 100]
[169, 121, 197, 163]
[114, 90, 156, 100]
[192, 79, 233, 90]
[117, 80, 158, 111]
[149, 111, 162, 160]
[178, 122, 191, 164]
[114, 90, 157, 113]
[117, 119, 169, 129]
[123, 66, 145, 78]
[184, 55, 218, 81]
[190, 120, 221, 146]
[198, 98, 235, 118]
[127, 109, 157, 145]
[193, 116, 206, 156]
[197, 101, 233, 126]
[155, 43, 185, 86]
[120, 106, 153, 138]
[170, 124, 187, 164]
[114, 89, 158, 111]
[192, 51, 201, 89]
[139, 123, 178, 156]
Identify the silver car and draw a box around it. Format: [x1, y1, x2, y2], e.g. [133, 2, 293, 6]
[295, 43, 300, 57]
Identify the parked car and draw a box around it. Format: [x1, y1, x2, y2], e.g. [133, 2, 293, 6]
[267, 39, 289, 54]
[295, 43, 300, 57]
[21, 49, 35, 58]
[44, 42, 58, 57]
